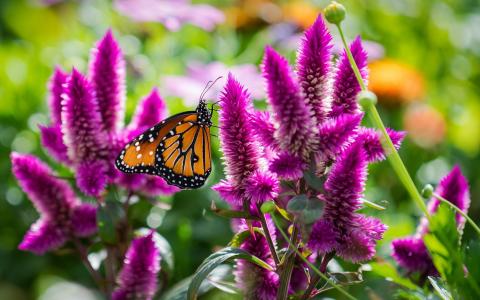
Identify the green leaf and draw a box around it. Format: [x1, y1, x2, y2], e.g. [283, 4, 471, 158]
[458, 240, 480, 299]
[161, 265, 231, 300]
[187, 247, 273, 300]
[97, 200, 125, 244]
[228, 228, 265, 248]
[275, 205, 293, 221]
[361, 198, 386, 211]
[428, 276, 453, 300]
[423, 204, 463, 283]
[303, 169, 324, 191]
[210, 201, 259, 220]
[368, 262, 419, 290]
[286, 194, 308, 213]
[329, 272, 363, 285]
[301, 198, 324, 224]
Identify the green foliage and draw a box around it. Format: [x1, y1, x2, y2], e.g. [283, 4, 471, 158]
[187, 247, 273, 300]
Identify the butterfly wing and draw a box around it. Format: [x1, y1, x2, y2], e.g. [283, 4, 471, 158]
[116, 112, 212, 189]
[156, 114, 212, 188]
[115, 112, 196, 176]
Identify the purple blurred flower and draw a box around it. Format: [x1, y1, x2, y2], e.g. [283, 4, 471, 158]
[89, 29, 126, 133]
[39, 125, 70, 164]
[212, 75, 265, 207]
[112, 232, 160, 300]
[11, 153, 97, 254]
[269, 152, 305, 180]
[235, 218, 279, 300]
[127, 88, 167, 133]
[308, 142, 386, 262]
[391, 166, 470, 275]
[262, 46, 318, 159]
[329, 36, 368, 118]
[162, 61, 265, 106]
[297, 16, 333, 124]
[358, 127, 406, 163]
[114, 0, 225, 32]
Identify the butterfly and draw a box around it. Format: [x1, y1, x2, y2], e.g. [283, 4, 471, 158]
[115, 79, 220, 189]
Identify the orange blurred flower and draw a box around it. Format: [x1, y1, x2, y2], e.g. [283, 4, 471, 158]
[403, 104, 446, 148]
[225, 0, 319, 29]
[369, 59, 425, 105]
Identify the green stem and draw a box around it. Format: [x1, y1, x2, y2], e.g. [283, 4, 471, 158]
[335, 23, 431, 221]
[257, 204, 280, 267]
[271, 215, 357, 300]
[300, 252, 335, 300]
[277, 224, 298, 300]
[433, 193, 480, 236]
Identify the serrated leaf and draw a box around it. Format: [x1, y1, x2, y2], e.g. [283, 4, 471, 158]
[428, 276, 453, 300]
[228, 228, 265, 248]
[287, 194, 308, 213]
[187, 247, 273, 300]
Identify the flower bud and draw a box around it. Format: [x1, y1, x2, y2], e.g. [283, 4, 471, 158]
[421, 184, 434, 198]
[324, 1, 346, 25]
[260, 201, 276, 214]
[357, 90, 378, 110]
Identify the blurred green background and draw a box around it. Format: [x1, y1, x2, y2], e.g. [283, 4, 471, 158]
[1, 0, 479, 299]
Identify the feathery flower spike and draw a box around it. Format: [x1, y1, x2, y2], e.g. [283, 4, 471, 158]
[112, 232, 161, 300]
[359, 127, 406, 163]
[262, 46, 317, 159]
[11, 153, 97, 254]
[329, 36, 368, 118]
[297, 15, 333, 124]
[48, 67, 68, 125]
[89, 30, 126, 133]
[309, 142, 386, 262]
[212, 74, 262, 207]
[62, 68, 109, 196]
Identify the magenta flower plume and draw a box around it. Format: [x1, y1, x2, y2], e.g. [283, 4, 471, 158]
[245, 170, 279, 204]
[269, 152, 305, 180]
[235, 218, 279, 300]
[127, 88, 167, 132]
[391, 237, 436, 276]
[308, 142, 386, 262]
[140, 176, 179, 197]
[359, 127, 405, 163]
[297, 15, 333, 124]
[391, 166, 470, 275]
[213, 74, 262, 207]
[112, 232, 160, 300]
[329, 36, 368, 118]
[250, 111, 278, 150]
[316, 113, 363, 161]
[262, 46, 317, 159]
[48, 67, 67, 125]
[39, 125, 70, 164]
[11, 153, 97, 254]
[89, 30, 126, 133]
[62, 68, 109, 196]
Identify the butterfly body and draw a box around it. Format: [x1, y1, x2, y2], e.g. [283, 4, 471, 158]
[116, 100, 212, 189]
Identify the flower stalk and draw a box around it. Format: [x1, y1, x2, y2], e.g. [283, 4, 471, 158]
[276, 224, 298, 300]
[433, 192, 480, 236]
[332, 18, 430, 220]
[257, 203, 280, 266]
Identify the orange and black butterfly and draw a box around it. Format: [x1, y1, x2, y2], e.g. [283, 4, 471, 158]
[115, 80, 219, 189]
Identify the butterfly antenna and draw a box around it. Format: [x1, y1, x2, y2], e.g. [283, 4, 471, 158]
[199, 76, 223, 102]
